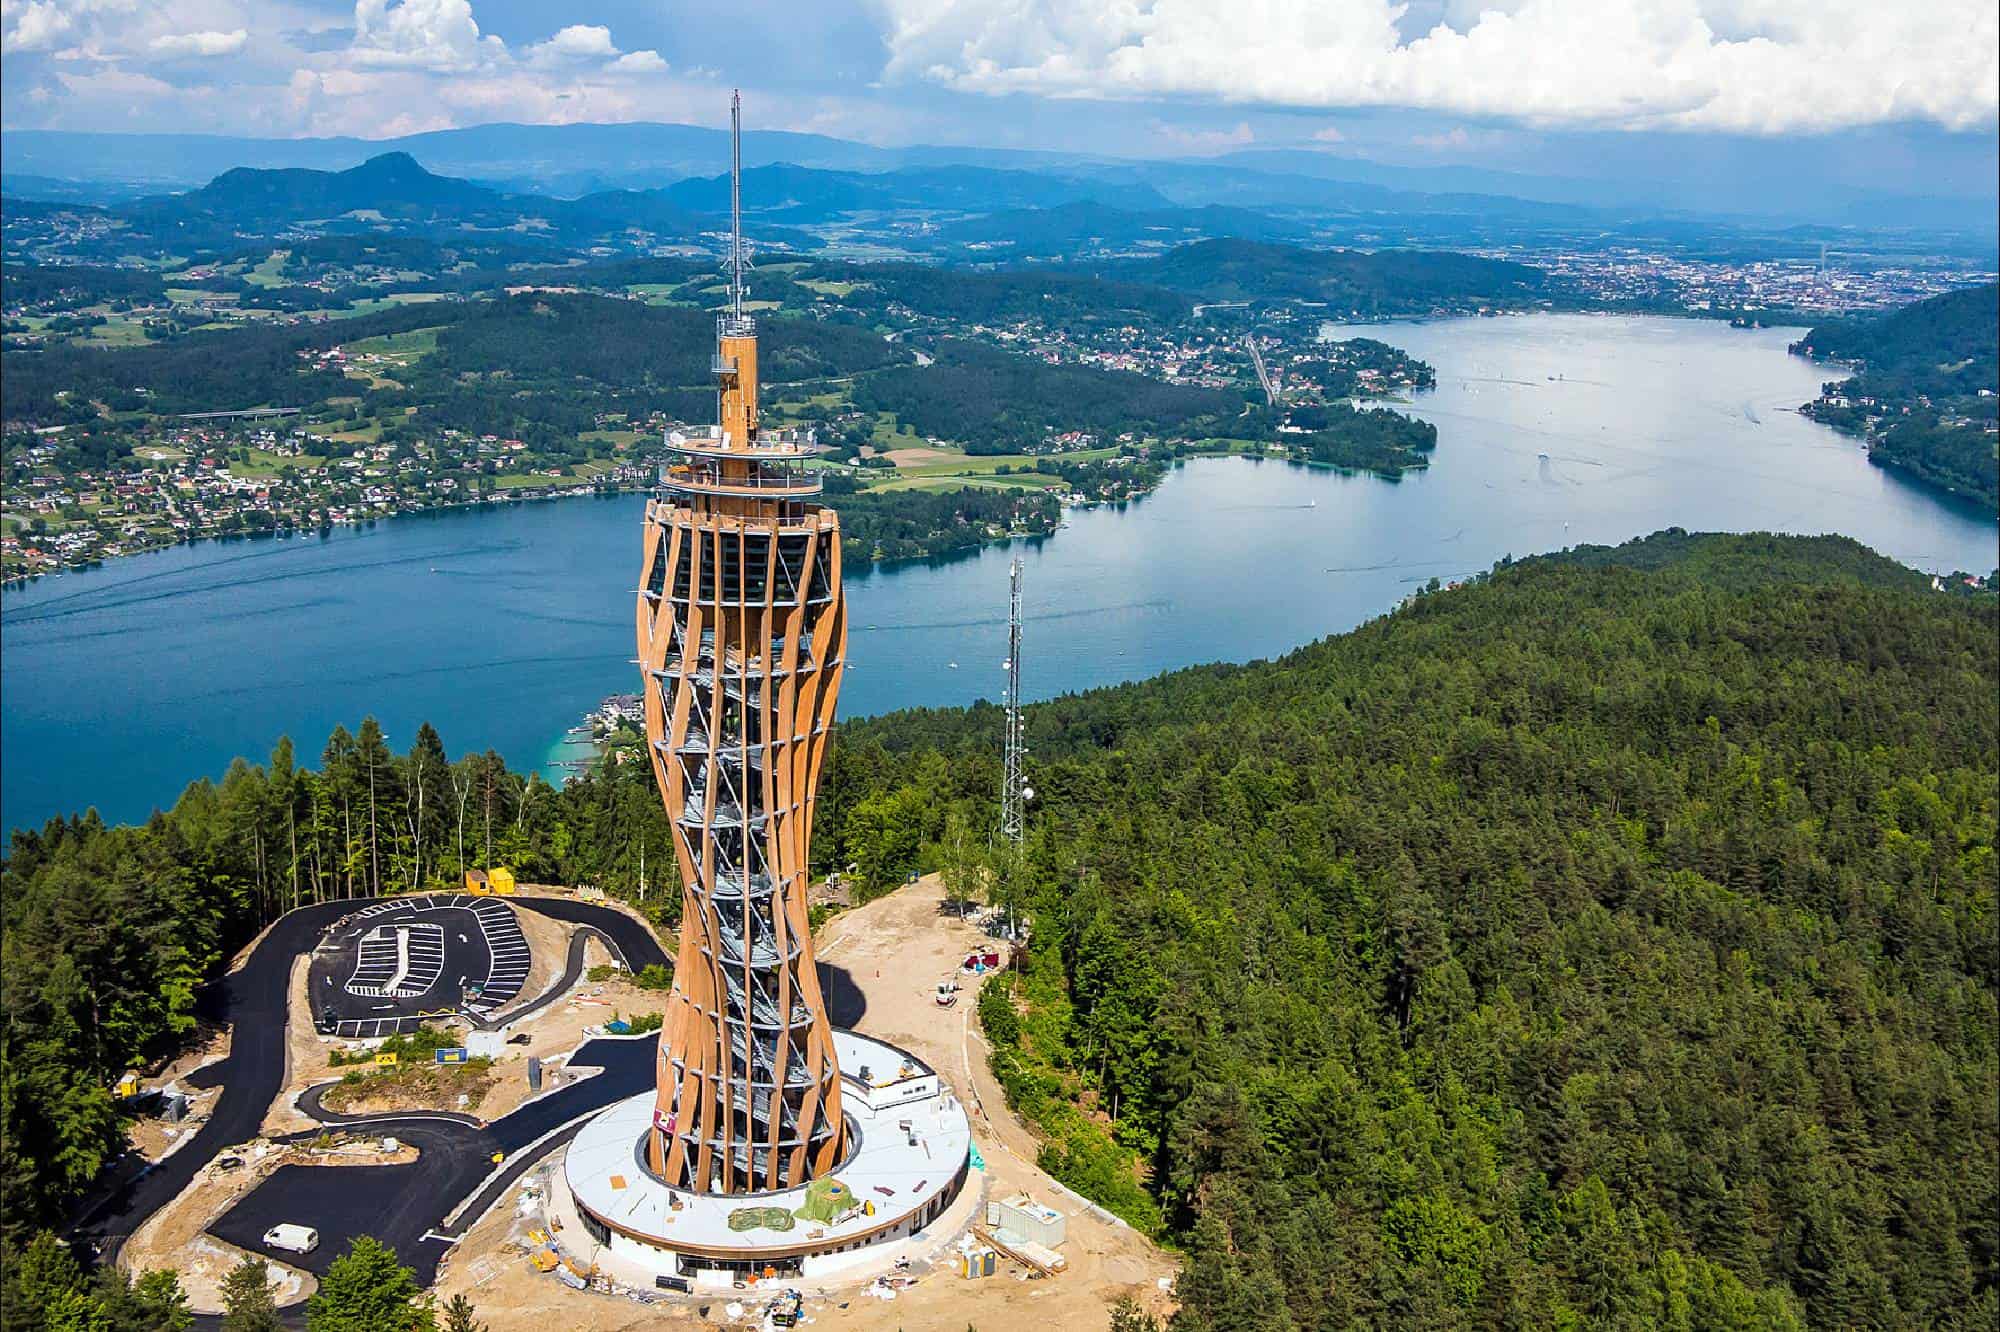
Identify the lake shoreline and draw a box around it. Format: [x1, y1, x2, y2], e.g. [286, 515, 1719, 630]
[9, 313, 1993, 836]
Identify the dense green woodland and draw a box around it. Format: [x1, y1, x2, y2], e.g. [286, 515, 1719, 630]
[1794, 283, 1999, 511]
[854, 338, 1252, 453]
[1104, 239, 1551, 313]
[820, 531, 1997, 1329]
[0, 721, 680, 1251]
[2, 531, 1994, 1331]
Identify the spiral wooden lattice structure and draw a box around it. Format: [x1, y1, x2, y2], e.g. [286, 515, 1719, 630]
[634, 93, 848, 1193]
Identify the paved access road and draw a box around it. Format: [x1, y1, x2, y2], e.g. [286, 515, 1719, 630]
[67, 895, 671, 1307]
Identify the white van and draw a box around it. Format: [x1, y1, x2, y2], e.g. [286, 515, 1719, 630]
[262, 1224, 319, 1254]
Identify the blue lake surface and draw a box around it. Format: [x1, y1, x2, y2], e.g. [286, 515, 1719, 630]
[5, 314, 1993, 834]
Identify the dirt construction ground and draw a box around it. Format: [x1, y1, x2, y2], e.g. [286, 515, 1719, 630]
[433, 875, 1178, 1331]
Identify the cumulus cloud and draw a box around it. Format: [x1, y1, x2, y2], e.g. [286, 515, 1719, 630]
[875, 0, 2000, 134]
[525, 23, 617, 63]
[351, 0, 500, 71]
[607, 48, 667, 76]
[149, 28, 248, 57]
[3, 0, 77, 51]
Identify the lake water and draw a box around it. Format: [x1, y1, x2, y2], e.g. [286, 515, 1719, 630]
[4, 314, 1992, 834]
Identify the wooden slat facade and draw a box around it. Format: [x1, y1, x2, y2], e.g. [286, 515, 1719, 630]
[635, 319, 849, 1194]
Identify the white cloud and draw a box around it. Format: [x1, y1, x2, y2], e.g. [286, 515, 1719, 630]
[149, 27, 247, 57]
[874, 0, 2000, 134]
[525, 23, 617, 63]
[1311, 125, 1345, 143]
[607, 48, 666, 76]
[350, 0, 500, 71]
[3, 0, 76, 51]
[1412, 127, 1471, 150]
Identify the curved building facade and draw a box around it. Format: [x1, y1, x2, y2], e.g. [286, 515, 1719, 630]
[635, 232, 848, 1190]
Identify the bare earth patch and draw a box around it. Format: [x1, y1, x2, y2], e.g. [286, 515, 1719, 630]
[434, 875, 1177, 1332]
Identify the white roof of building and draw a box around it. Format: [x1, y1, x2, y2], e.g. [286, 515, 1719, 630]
[564, 1029, 971, 1254]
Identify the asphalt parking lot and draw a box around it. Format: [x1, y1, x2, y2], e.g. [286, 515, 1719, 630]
[306, 895, 536, 1037]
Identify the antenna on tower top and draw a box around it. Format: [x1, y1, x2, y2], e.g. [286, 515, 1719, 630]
[729, 89, 744, 322]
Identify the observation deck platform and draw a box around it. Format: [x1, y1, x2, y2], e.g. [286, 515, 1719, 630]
[563, 1029, 973, 1282]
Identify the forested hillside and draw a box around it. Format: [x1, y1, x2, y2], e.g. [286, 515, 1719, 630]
[853, 339, 1251, 453]
[1104, 238, 1552, 314]
[4, 531, 1993, 1330]
[0, 724, 675, 1247]
[1794, 283, 1999, 511]
[815, 530, 1998, 1329]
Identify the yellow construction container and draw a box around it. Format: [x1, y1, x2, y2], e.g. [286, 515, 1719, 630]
[115, 1072, 142, 1100]
[464, 869, 490, 894]
[489, 867, 517, 895]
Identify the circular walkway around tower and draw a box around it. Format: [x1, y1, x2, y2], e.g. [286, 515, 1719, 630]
[562, 1029, 974, 1287]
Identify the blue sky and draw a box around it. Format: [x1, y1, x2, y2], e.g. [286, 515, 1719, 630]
[2, 1, 1994, 198]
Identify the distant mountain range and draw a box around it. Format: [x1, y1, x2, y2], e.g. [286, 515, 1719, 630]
[1, 152, 1329, 261]
[935, 200, 1310, 253]
[7, 120, 1992, 238]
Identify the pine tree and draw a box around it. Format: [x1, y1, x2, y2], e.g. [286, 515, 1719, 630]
[440, 1293, 486, 1332]
[304, 1236, 435, 1332]
[219, 1254, 281, 1332]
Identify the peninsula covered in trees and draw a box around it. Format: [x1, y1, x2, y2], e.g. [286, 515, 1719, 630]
[1793, 282, 1999, 511]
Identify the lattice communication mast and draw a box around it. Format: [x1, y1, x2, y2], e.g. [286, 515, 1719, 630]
[999, 557, 1026, 845]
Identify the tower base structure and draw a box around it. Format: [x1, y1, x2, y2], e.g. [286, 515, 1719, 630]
[564, 1029, 974, 1288]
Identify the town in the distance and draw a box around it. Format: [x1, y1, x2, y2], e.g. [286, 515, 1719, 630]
[1, 7, 1996, 1332]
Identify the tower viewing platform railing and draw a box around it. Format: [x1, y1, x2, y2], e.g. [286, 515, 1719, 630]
[667, 424, 826, 461]
[661, 463, 823, 499]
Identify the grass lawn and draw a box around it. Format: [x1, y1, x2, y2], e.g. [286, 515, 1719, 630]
[495, 471, 581, 490]
[797, 278, 861, 297]
[164, 287, 238, 305]
[343, 326, 441, 383]
[580, 429, 645, 446]
[228, 449, 329, 478]
[77, 318, 153, 348]
[244, 250, 292, 287]
[345, 326, 442, 359]
[338, 292, 447, 317]
[304, 418, 382, 444]
[867, 471, 1063, 494]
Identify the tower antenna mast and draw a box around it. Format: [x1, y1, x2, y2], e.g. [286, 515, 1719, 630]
[1000, 557, 1026, 846]
[730, 89, 744, 322]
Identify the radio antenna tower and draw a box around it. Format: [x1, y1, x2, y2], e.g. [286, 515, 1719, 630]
[999, 557, 1026, 845]
[729, 89, 744, 323]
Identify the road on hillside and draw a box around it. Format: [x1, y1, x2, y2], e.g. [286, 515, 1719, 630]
[67, 896, 670, 1288]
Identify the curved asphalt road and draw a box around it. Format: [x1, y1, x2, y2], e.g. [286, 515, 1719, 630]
[66, 896, 670, 1314]
[66, 894, 875, 1323]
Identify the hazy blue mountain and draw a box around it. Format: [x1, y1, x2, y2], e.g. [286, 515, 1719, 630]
[0, 154, 806, 258]
[0, 173, 153, 206]
[655, 163, 1173, 220]
[935, 199, 1307, 254]
[130, 152, 509, 224]
[0, 124, 905, 192]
